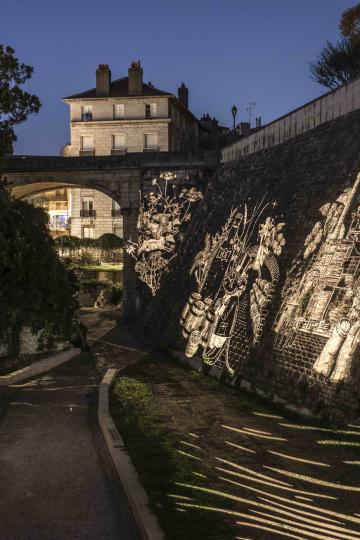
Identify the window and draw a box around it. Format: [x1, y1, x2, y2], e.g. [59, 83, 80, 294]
[82, 199, 93, 211]
[113, 133, 126, 149]
[145, 103, 157, 118]
[81, 135, 94, 150]
[144, 133, 159, 150]
[81, 105, 93, 121]
[81, 198, 96, 217]
[114, 104, 124, 119]
[82, 226, 94, 239]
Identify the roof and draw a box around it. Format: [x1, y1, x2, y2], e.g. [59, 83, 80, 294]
[63, 77, 173, 100]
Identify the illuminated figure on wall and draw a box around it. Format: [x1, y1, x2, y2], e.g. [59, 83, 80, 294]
[126, 171, 202, 295]
[274, 173, 360, 383]
[181, 198, 285, 377]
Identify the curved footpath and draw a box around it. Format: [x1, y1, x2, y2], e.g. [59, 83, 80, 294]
[0, 311, 142, 540]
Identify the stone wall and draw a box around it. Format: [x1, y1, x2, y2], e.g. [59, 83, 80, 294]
[0, 327, 69, 357]
[222, 76, 360, 162]
[139, 108, 360, 424]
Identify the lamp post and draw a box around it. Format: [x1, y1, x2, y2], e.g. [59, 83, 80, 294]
[231, 105, 238, 134]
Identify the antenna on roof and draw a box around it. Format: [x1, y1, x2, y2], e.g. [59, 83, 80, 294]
[246, 102, 256, 125]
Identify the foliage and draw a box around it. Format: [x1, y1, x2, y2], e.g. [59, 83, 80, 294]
[340, 3, 360, 39]
[310, 4, 360, 89]
[0, 45, 41, 155]
[54, 233, 123, 250]
[97, 233, 123, 249]
[0, 185, 79, 355]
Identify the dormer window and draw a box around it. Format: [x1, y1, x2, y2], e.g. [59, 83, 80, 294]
[81, 105, 93, 121]
[145, 103, 157, 119]
[114, 104, 125, 119]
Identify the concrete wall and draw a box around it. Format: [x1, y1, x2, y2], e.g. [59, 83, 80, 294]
[222, 77, 360, 162]
[0, 327, 69, 357]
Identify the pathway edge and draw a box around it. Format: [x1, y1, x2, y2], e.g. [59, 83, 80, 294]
[0, 348, 81, 386]
[98, 368, 165, 540]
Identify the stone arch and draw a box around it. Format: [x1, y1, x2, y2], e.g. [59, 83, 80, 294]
[1, 169, 141, 317]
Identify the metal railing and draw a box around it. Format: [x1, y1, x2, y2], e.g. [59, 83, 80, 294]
[79, 150, 95, 156]
[111, 148, 127, 155]
[80, 209, 96, 217]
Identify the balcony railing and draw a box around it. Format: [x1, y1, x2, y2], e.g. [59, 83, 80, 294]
[111, 148, 127, 155]
[80, 209, 96, 218]
[143, 146, 160, 152]
[82, 113, 93, 121]
[79, 149, 95, 156]
[111, 209, 122, 217]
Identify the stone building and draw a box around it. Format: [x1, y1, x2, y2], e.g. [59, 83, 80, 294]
[62, 61, 201, 156]
[29, 188, 123, 239]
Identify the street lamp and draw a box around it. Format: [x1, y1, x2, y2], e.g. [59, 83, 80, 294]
[231, 105, 238, 133]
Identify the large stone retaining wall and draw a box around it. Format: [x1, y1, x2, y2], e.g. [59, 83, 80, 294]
[222, 76, 360, 162]
[139, 107, 360, 424]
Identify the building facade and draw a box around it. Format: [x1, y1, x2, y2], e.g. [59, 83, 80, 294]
[62, 61, 200, 156]
[29, 188, 123, 240]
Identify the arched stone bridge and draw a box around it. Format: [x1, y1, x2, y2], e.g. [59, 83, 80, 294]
[0, 152, 218, 316]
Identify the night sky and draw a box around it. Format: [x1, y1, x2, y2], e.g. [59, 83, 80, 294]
[2, 0, 354, 155]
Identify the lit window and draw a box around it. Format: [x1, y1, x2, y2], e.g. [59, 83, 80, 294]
[82, 226, 94, 239]
[114, 104, 124, 119]
[81, 105, 93, 121]
[145, 103, 157, 118]
[144, 133, 159, 149]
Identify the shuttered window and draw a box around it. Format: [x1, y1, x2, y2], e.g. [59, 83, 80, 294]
[114, 104, 124, 119]
[144, 133, 159, 148]
[81, 135, 94, 150]
[113, 133, 126, 148]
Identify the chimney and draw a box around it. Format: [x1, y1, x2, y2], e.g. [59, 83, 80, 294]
[128, 60, 143, 95]
[178, 83, 189, 108]
[96, 64, 111, 97]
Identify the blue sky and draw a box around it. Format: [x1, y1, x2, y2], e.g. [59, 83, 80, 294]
[2, 0, 355, 155]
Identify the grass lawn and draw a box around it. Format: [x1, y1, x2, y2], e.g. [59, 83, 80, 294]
[110, 353, 360, 540]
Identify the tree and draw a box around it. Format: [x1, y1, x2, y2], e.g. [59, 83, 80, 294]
[0, 45, 41, 156]
[0, 183, 79, 355]
[310, 3, 360, 89]
[340, 4, 360, 39]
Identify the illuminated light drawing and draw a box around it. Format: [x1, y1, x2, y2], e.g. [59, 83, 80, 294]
[176, 449, 202, 461]
[126, 171, 202, 295]
[267, 450, 330, 468]
[180, 199, 285, 377]
[222, 423, 287, 441]
[264, 465, 360, 492]
[216, 467, 337, 500]
[274, 172, 360, 383]
[225, 441, 256, 454]
[317, 440, 360, 446]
